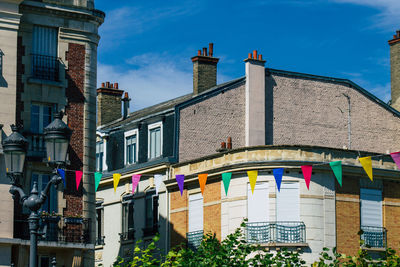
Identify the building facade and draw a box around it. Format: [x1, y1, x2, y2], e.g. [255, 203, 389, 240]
[0, 0, 104, 266]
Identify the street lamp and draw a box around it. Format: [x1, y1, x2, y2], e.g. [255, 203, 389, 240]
[2, 112, 72, 267]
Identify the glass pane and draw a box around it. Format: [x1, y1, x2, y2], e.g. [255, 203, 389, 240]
[42, 106, 52, 129]
[146, 196, 153, 227]
[155, 129, 161, 157]
[31, 105, 40, 133]
[128, 203, 134, 229]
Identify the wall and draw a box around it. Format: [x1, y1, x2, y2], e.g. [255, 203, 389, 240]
[179, 83, 246, 162]
[383, 181, 400, 251]
[268, 73, 400, 153]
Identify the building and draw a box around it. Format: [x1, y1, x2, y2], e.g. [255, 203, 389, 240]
[0, 0, 104, 266]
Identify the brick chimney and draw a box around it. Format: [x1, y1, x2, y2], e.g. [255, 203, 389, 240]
[97, 82, 123, 126]
[389, 31, 400, 111]
[122, 92, 131, 119]
[192, 43, 219, 95]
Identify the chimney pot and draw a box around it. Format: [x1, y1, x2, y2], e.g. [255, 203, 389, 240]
[248, 53, 252, 59]
[221, 142, 226, 149]
[209, 43, 214, 57]
[124, 92, 129, 98]
[110, 83, 113, 88]
[198, 50, 201, 56]
[115, 83, 119, 89]
[258, 54, 262, 61]
[101, 82, 105, 88]
[203, 47, 207, 56]
[253, 50, 257, 60]
[397, 30, 400, 37]
[227, 137, 232, 149]
[106, 81, 110, 88]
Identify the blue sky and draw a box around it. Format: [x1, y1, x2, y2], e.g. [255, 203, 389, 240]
[95, 0, 400, 111]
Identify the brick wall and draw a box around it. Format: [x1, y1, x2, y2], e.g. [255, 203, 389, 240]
[336, 176, 360, 255]
[96, 88, 123, 127]
[179, 83, 246, 162]
[193, 60, 217, 95]
[170, 189, 188, 248]
[269, 73, 400, 153]
[383, 181, 400, 251]
[203, 181, 221, 240]
[64, 43, 85, 216]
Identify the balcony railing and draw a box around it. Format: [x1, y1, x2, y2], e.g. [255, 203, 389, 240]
[14, 216, 91, 244]
[187, 230, 203, 250]
[361, 226, 387, 248]
[25, 132, 46, 158]
[31, 54, 60, 81]
[119, 229, 135, 242]
[246, 222, 306, 244]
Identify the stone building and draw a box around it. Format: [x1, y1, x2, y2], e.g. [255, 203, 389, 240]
[0, 0, 104, 266]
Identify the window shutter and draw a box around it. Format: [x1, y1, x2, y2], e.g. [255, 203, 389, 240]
[276, 182, 300, 222]
[360, 188, 382, 227]
[189, 193, 203, 232]
[247, 182, 269, 223]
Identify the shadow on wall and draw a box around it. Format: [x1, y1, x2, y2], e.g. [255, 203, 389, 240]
[265, 73, 276, 145]
[0, 49, 7, 88]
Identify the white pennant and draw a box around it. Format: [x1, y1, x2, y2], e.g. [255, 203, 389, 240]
[154, 174, 164, 195]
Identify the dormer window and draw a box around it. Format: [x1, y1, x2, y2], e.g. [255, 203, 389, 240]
[148, 122, 162, 159]
[124, 129, 138, 165]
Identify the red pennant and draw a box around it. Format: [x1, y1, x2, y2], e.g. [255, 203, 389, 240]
[75, 171, 83, 191]
[301, 165, 312, 190]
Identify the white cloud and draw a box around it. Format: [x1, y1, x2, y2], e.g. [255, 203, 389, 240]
[331, 0, 400, 29]
[98, 54, 193, 111]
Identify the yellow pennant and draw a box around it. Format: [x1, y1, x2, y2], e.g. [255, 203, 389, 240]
[247, 170, 258, 194]
[113, 173, 121, 192]
[359, 156, 373, 181]
[198, 174, 208, 195]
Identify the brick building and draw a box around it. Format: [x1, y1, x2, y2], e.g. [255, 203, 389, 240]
[0, 0, 104, 266]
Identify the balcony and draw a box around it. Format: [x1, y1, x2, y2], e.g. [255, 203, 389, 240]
[25, 132, 46, 159]
[31, 54, 60, 81]
[361, 226, 387, 248]
[119, 229, 135, 242]
[245, 222, 306, 244]
[187, 230, 203, 250]
[14, 216, 91, 244]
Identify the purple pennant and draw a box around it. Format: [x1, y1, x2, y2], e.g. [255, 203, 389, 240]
[273, 168, 284, 192]
[390, 152, 400, 170]
[57, 169, 66, 186]
[176, 175, 185, 196]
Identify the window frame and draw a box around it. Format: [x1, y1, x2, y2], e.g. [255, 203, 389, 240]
[96, 200, 105, 246]
[96, 141, 104, 172]
[147, 121, 163, 160]
[31, 173, 58, 213]
[124, 129, 139, 166]
[121, 194, 135, 241]
[30, 103, 55, 134]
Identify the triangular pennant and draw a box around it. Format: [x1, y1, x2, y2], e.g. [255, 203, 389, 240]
[154, 174, 164, 195]
[198, 174, 208, 195]
[176, 175, 185, 196]
[132, 174, 141, 194]
[222, 172, 232, 196]
[390, 152, 400, 170]
[113, 173, 121, 192]
[359, 156, 373, 181]
[301, 165, 312, 190]
[75, 171, 83, 191]
[94, 172, 102, 192]
[273, 168, 284, 192]
[57, 169, 66, 186]
[330, 161, 342, 186]
[247, 170, 258, 194]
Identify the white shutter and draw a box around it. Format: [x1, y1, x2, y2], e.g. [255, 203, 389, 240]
[276, 182, 300, 222]
[33, 26, 58, 56]
[360, 188, 382, 227]
[189, 193, 203, 232]
[247, 182, 269, 223]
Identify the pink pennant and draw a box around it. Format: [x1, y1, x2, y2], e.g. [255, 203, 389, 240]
[390, 152, 400, 170]
[75, 171, 83, 191]
[301, 165, 312, 190]
[132, 174, 141, 194]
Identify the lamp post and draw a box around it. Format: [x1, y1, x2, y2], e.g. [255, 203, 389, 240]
[2, 112, 72, 267]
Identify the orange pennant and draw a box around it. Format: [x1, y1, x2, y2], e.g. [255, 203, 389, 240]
[198, 174, 208, 195]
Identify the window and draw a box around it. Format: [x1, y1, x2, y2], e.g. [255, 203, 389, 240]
[39, 256, 50, 267]
[148, 122, 162, 159]
[124, 129, 138, 165]
[96, 201, 104, 246]
[143, 190, 159, 236]
[96, 141, 104, 172]
[32, 173, 57, 213]
[121, 194, 134, 241]
[247, 182, 269, 223]
[188, 193, 203, 249]
[276, 182, 300, 222]
[31, 104, 53, 134]
[32, 25, 59, 81]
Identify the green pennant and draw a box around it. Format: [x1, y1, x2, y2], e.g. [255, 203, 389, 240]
[330, 161, 342, 186]
[222, 172, 232, 196]
[94, 172, 102, 192]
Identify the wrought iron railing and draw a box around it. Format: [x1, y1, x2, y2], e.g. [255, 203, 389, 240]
[96, 236, 105, 246]
[14, 216, 91, 244]
[361, 226, 387, 248]
[119, 229, 135, 242]
[25, 132, 46, 158]
[246, 221, 306, 244]
[31, 54, 60, 81]
[187, 230, 203, 250]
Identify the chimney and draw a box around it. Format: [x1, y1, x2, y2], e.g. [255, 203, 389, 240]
[122, 92, 131, 119]
[389, 30, 400, 110]
[244, 50, 266, 146]
[191, 43, 219, 95]
[96, 82, 124, 127]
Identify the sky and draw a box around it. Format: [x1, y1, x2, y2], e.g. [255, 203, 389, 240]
[95, 0, 400, 111]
